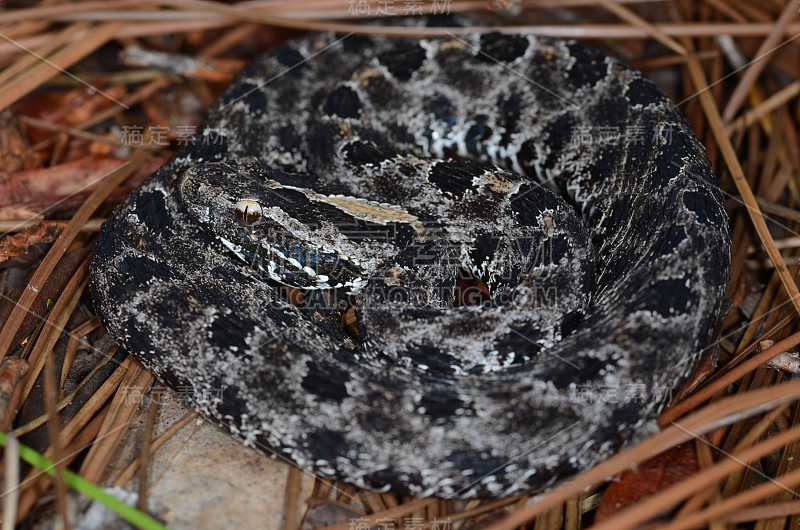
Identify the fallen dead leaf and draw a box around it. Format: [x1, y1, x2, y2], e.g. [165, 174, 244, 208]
[594, 442, 699, 522]
[0, 155, 164, 209]
[13, 82, 127, 144]
[0, 109, 41, 172]
[0, 220, 66, 269]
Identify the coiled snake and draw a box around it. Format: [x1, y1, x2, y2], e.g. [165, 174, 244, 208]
[90, 29, 730, 498]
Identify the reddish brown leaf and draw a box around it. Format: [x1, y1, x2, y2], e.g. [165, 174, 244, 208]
[13, 82, 127, 144]
[595, 441, 699, 521]
[0, 220, 66, 269]
[0, 155, 165, 219]
[139, 84, 207, 140]
[0, 155, 137, 208]
[0, 109, 41, 172]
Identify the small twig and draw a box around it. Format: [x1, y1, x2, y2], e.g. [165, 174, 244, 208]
[59, 317, 101, 397]
[720, 0, 799, 123]
[488, 382, 800, 529]
[10, 346, 122, 438]
[138, 385, 160, 514]
[2, 434, 19, 530]
[660, 330, 800, 425]
[18, 115, 134, 148]
[43, 334, 70, 530]
[0, 21, 89, 88]
[0, 21, 126, 111]
[722, 500, 800, 524]
[682, 32, 800, 317]
[78, 363, 153, 483]
[320, 497, 437, 530]
[18, 265, 90, 407]
[0, 150, 148, 364]
[283, 466, 302, 530]
[112, 411, 199, 487]
[120, 46, 243, 82]
[595, 0, 686, 55]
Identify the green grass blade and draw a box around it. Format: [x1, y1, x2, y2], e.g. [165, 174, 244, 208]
[0, 431, 166, 530]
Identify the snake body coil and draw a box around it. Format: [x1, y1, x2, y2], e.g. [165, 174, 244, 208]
[91, 30, 730, 498]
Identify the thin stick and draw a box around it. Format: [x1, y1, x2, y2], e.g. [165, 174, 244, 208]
[78, 365, 153, 483]
[722, 500, 800, 524]
[0, 150, 148, 364]
[10, 346, 123, 438]
[138, 386, 160, 514]
[43, 336, 70, 530]
[18, 268, 90, 407]
[660, 465, 800, 530]
[595, 0, 686, 55]
[46, 353, 127, 450]
[4, 20, 800, 58]
[320, 497, 437, 530]
[660, 330, 800, 424]
[0, 21, 125, 111]
[724, 80, 800, 137]
[721, 0, 800, 123]
[59, 317, 102, 397]
[0, 21, 88, 88]
[284, 466, 302, 530]
[683, 35, 800, 317]
[486, 381, 800, 530]
[14, 407, 110, 524]
[112, 411, 199, 487]
[0, 219, 104, 234]
[2, 435, 19, 530]
[592, 421, 800, 530]
[674, 404, 788, 519]
[30, 77, 172, 152]
[19, 115, 139, 148]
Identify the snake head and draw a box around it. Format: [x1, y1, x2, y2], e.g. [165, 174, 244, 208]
[178, 158, 405, 293]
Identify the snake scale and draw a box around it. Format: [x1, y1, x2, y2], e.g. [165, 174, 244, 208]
[90, 26, 730, 498]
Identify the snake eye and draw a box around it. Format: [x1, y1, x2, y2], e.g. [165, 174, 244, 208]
[234, 199, 263, 225]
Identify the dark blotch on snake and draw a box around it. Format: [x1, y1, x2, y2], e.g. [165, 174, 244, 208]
[301, 360, 350, 402]
[323, 85, 362, 119]
[683, 189, 724, 225]
[565, 42, 608, 88]
[478, 33, 530, 63]
[378, 43, 427, 81]
[428, 161, 486, 199]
